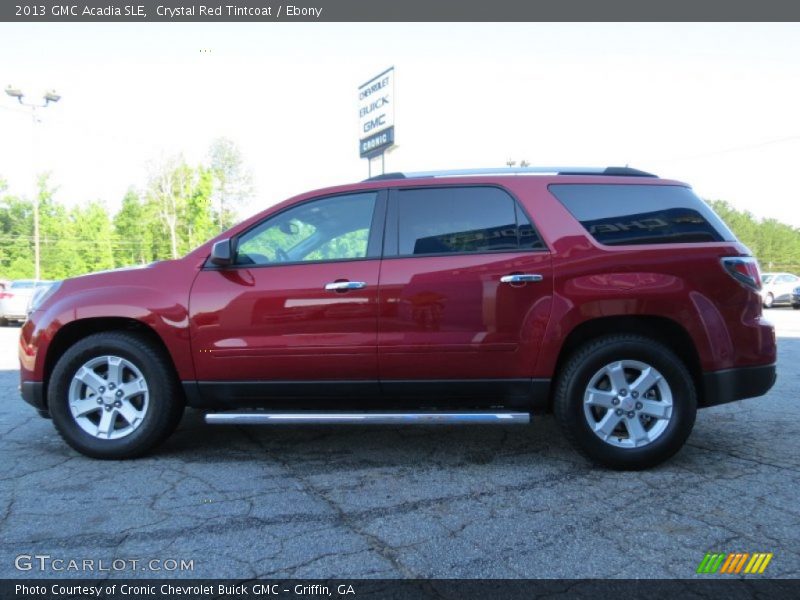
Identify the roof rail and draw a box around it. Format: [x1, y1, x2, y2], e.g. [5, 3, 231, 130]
[364, 166, 657, 181]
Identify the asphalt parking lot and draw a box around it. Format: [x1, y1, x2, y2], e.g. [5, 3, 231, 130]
[1, 311, 799, 579]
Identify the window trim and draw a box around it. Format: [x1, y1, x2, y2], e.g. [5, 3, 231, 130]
[384, 183, 549, 259]
[203, 189, 388, 270]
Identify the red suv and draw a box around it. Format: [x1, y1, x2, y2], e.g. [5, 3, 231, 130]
[18, 167, 777, 469]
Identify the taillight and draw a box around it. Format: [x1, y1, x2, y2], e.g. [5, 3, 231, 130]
[721, 257, 762, 291]
[0, 292, 12, 299]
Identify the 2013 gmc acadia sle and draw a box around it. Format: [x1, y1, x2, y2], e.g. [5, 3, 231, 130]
[18, 167, 777, 469]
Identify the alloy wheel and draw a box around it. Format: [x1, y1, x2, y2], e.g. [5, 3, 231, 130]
[582, 359, 673, 449]
[67, 355, 149, 440]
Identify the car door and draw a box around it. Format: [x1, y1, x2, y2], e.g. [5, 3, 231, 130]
[189, 190, 386, 403]
[377, 185, 552, 396]
[776, 274, 799, 303]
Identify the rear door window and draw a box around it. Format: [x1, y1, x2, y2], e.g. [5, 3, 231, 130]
[394, 186, 545, 256]
[549, 184, 736, 245]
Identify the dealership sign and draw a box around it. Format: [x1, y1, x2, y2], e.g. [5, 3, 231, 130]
[358, 67, 395, 158]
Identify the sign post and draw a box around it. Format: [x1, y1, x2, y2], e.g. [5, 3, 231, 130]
[358, 67, 395, 177]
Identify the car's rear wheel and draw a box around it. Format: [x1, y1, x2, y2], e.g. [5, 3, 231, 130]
[554, 334, 696, 470]
[48, 332, 184, 459]
[764, 293, 774, 308]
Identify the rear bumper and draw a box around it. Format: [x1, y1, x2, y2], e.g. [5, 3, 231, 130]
[20, 381, 49, 418]
[701, 363, 776, 408]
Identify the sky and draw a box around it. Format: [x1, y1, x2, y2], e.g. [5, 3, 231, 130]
[1, 23, 799, 225]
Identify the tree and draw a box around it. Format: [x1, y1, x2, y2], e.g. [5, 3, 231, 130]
[37, 174, 82, 279]
[71, 201, 115, 274]
[182, 166, 216, 252]
[208, 137, 253, 231]
[145, 155, 189, 260]
[709, 199, 800, 272]
[113, 189, 153, 267]
[0, 179, 34, 279]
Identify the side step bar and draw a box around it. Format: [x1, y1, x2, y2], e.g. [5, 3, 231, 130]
[205, 412, 530, 425]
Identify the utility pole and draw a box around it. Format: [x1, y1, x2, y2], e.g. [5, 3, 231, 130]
[5, 85, 61, 281]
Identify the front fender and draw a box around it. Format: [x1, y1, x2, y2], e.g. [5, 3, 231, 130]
[21, 283, 195, 383]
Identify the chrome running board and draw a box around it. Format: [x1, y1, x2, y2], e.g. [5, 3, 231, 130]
[204, 411, 530, 425]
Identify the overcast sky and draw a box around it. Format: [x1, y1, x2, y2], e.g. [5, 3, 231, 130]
[1, 23, 799, 225]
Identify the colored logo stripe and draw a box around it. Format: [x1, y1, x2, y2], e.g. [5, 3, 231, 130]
[698, 552, 773, 574]
[697, 553, 726, 573]
[744, 553, 773, 574]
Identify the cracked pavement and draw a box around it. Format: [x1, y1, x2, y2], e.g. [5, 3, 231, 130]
[1, 310, 799, 579]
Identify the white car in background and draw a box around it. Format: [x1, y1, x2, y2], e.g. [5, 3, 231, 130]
[760, 272, 800, 308]
[0, 280, 54, 325]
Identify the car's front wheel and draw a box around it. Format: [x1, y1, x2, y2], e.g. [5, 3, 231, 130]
[48, 332, 184, 459]
[554, 334, 697, 470]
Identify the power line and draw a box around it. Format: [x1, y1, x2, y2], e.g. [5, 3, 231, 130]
[0, 234, 161, 246]
[654, 134, 800, 163]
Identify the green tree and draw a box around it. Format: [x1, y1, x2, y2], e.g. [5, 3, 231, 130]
[709, 199, 800, 273]
[208, 137, 253, 230]
[113, 189, 154, 266]
[71, 201, 115, 274]
[0, 179, 35, 279]
[37, 174, 82, 279]
[182, 166, 216, 252]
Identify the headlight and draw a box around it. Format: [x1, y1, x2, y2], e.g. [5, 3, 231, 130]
[28, 281, 62, 313]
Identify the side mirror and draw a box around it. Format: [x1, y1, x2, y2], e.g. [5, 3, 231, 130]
[210, 238, 234, 266]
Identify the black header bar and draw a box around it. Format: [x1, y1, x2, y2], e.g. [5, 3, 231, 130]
[3, 0, 800, 22]
[3, 579, 800, 599]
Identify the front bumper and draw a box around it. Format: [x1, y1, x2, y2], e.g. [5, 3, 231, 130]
[701, 363, 777, 408]
[20, 381, 49, 418]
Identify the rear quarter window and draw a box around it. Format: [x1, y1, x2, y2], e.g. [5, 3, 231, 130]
[549, 184, 736, 246]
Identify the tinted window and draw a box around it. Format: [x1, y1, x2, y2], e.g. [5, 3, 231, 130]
[236, 193, 377, 265]
[549, 184, 736, 246]
[11, 281, 36, 289]
[396, 187, 544, 256]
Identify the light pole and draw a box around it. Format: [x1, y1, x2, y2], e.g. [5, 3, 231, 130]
[5, 85, 61, 281]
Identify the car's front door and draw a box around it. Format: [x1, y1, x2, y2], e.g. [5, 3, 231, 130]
[189, 191, 386, 403]
[377, 185, 552, 397]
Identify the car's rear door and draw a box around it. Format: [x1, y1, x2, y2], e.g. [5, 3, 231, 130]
[189, 190, 386, 404]
[377, 184, 552, 399]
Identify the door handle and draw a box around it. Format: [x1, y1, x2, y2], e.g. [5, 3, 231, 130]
[500, 274, 543, 284]
[324, 281, 367, 291]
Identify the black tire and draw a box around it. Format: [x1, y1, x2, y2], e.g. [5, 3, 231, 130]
[793, 304, 800, 310]
[763, 293, 774, 308]
[48, 332, 184, 459]
[553, 334, 696, 470]
[0, 317, 8, 327]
